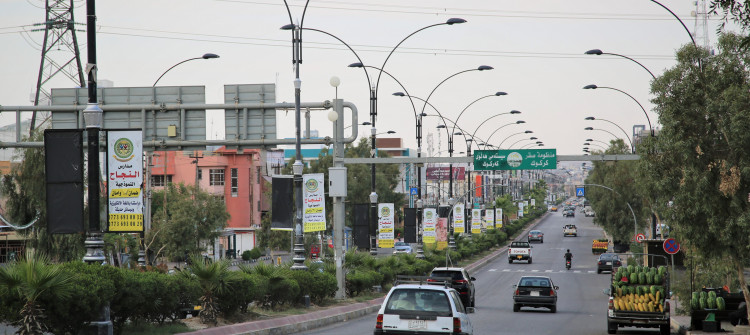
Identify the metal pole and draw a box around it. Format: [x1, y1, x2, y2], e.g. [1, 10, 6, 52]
[291, 26, 307, 270]
[332, 99, 346, 299]
[370, 88, 378, 255]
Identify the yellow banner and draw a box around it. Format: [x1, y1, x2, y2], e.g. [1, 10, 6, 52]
[472, 228, 481, 234]
[109, 214, 144, 231]
[304, 222, 326, 232]
[379, 239, 394, 248]
[305, 207, 323, 214]
[437, 241, 447, 250]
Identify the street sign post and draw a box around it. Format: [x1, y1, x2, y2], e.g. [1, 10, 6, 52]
[663, 238, 680, 254]
[576, 186, 585, 197]
[635, 233, 645, 243]
[410, 187, 418, 196]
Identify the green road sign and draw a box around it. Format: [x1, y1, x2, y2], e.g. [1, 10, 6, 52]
[473, 149, 557, 170]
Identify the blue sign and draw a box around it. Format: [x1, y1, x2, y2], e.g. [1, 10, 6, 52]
[410, 187, 418, 196]
[663, 238, 680, 254]
[576, 187, 585, 197]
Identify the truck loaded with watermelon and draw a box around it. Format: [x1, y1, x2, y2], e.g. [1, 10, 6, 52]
[606, 263, 671, 335]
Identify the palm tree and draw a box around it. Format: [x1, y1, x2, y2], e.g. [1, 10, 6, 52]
[180, 254, 235, 325]
[0, 250, 74, 335]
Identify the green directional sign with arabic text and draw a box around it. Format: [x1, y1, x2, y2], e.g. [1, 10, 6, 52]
[473, 149, 557, 170]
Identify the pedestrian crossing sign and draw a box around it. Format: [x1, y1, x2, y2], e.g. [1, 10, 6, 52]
[576, 187, 585, 197]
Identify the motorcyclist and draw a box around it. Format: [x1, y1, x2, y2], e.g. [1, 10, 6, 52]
[564, 249, 573, 268]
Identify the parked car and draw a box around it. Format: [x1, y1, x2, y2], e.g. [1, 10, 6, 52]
[513, 276, 558, 313]
[428, 267, 476, 307]
[527, 230, 544, 243]
[393, 241, 413, 254]
[596, 253, 622, 274]
[375, 277, 474, 334]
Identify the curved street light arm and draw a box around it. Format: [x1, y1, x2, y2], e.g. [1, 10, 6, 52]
[484, 121, 523, 148]
[598, 86, 653, 135]
[420, 68, 481, 117]
[453, 93, 505, 136]
[588, 118, 633, 149]
[498, 131, 527, 148]
[649, 0, 697, 48]
[153, 57, 201, 86]
[581, 183, 638, 235]
[470, 111, 520, 147]
[303, 27, 372, 91]
[588, 128, 629, 148]
[603, 52, 656, 79]
[509, 137, 533, 149]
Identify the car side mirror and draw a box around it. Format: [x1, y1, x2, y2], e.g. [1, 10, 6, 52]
[466, 307, 475, 314]
[554, 286, 559, 290]
[512, 284, 517, 288]
[471, 277, 476, 281]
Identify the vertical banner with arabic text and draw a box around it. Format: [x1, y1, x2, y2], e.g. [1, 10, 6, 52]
[107, 130, 144, 232]
[484, 209, 495, 230]
[531, 199, 536, 208]
[453, 203, 465, 234]
[495, 208, 503, 228]
[471, 209, 482, 234]
[423, 208, 437, 244]
[378, 203, 395, 248]
[518, 202, 525, 218]
[436, 217, 448, 250]
[303, 173, 327, 232]
[524, 200, 529, 214]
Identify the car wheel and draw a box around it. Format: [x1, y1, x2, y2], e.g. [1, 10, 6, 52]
[550, 305, 556, 313]
[659, 324, 670, 335]
[528, 258, 532, 264]
[541, 239, 544, 243]
[470, 294, 476, 307]
[513, 304, 520, 312]
[509, 259, 513, 264]
[607, 322, 618, 334]
[597, 269, 601, 274]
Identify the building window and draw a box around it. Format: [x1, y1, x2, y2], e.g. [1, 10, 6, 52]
[256, 166, 261, 184]
[197, 168, 202, 180]
[152, 175, 172, 187]
[210, 169, 225, 186]
[231, 168, 238, 197]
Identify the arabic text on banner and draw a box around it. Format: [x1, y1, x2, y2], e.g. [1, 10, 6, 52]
[495, 208, 503, 228]
[484, 209, 494, 230]
[436, 217, 448, 250]
[453, 203, 465, 234]
[303, 173, 327, 232]
[423, 208, 437, 244]
[378, 203, 395, 248]
[523, 200, 529, 214]
[107, 130, 144, 232]
[471, 209, 482, 234]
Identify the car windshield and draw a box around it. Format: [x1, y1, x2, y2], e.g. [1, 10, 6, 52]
[530, 231, 541, 235]
[384, 289, 452, 316]
[519, 277, 551, 288]
[430, 270, 464, 281]
[599, 254, 618, 260]
[395, 242, 407, 247]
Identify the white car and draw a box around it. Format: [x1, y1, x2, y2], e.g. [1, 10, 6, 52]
[374, 277, 474, 334]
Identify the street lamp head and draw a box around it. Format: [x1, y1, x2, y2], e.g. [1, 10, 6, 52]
[510, 110, 521, 114]
[586, 138, 593, 141]
[201, 53, 220, 59]
[584, 127, 594, 130]
[448, 197, 456, 206]
[495, 91, 508, 96]
[419, 112, 428, 117]
[292, 161, 304, 175]
[446, 18, 467, 25]
[392, 92, 406, 97]
[362, 121, 372, 126]
[524, 130, 533, 134]
[327, 110, 339, 122]
[530, 137, 538, 140]
[583, 84, 598, 90]
[437, 125, 446, 129]
[416, 198, 423, 208]
[536, 141, 543, 144]
[387, 130, 396, 134]
[584, 143, 591, 145]
[454, 132, 463, 135]
[466, 138, 473, 142]
[516, 120, 526, 124]
[83, 103, 103, 129]
[348, 62, 365, 68]
[477, 65, 494, 71]
[329, 76, 341, 87]
[369, 192, 378, 204]
[585, 116, 596, 120]
[585, 49, 603, 55]
[280, 24, 296, 30]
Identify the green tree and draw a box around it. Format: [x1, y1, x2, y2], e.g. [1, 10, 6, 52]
[0, 130, 85, 262]
[148, 183, 229, 261]
[0, 251, 74, 335]
[642, 33, 750, 320]
[711, 1, 750, 48]
[180, 255, 236, 325]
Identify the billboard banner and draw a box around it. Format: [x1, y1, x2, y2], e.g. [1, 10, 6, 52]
[425, 166, 465, 181]
[473, 149, 557, 170]
[495, 208, 503, 228]
[303, 173, 326, 232]
[107, 130, 144, 232]
[423, 208, 437, 244]
[453, 203, 465, 234]
[471, 209, 482, 234]
[484, 209, 495, 230]
[436, 218, 448, 250]
[378, 203, 395, 248]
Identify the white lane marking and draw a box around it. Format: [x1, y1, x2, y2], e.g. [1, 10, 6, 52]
[545, 270, 553, 272]
[531, 270, 540, 272]
[503, 269, 511, 272]
[489, 269, 497, 272]
[574, 270, 581, 273]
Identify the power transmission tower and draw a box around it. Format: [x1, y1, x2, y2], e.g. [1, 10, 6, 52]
[693, 0, 710, 50]
[31, 0, 85, 134]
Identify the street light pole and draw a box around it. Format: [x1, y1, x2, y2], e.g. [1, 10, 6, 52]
[152, 53, 220, 86]
[583, 84, 652, 137]
[584, 49, 656, 80]
[584, 116, 633, 152]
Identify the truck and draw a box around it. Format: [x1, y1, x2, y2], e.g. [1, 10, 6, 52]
[508, 241, 532, 264]
[605, 256, 671, 335]
[563, 224, 577, 237]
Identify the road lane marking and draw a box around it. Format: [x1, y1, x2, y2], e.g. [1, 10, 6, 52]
[489, 269, 497, 272]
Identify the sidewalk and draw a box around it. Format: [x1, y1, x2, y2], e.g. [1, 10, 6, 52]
[180, 214, 549, 335]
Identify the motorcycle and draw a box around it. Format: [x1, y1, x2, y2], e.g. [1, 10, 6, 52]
[565, 259, 571, 270]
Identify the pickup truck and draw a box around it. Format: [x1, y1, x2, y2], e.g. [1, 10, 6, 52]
[508, 241, 532, 264]
[563, 224, 577, 237]
[605, 262, 671, 335]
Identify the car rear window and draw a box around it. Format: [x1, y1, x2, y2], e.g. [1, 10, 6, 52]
[430, 271, 464, 281]
[511, 242, 530, 248]
[384, 289, 452, 316]
[519, 278, 551, 287]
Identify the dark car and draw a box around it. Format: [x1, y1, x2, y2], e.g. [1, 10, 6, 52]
[513, 276, 558, 313]
[596, 253, 622, 274]
[428, 267, 476, 308]
[527, 230, 544, 243]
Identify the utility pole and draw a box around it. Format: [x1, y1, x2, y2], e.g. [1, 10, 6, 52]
[329, 98, 347, 299]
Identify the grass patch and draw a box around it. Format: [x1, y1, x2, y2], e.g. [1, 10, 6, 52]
[120, 321, 191, 335]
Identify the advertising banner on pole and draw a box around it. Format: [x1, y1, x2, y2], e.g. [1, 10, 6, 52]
[453, 203, 465, 234]
[473, 149, 557, 170]
[530, 199, 536, 208]
[107, 130, 144, 232]
[518, 202, 525, 217]
[484, 209, 495, 230]
[378, 203, 395, 248]
[524, 200, 529, 214]
[471, 209, 482, 234]
[436, 218, 448, 250]
[495, 208, 503, 228]
[423, 208, 437, 244]
[303, 173, 327, 232]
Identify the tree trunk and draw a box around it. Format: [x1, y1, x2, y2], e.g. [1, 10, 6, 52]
[736, 258, 750, 322]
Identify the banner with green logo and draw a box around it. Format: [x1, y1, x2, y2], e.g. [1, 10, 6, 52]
[107, 130, 144, 232]
[378, 203, 395, 248]
[473, 149, 557, 170]
[423, 208, 437, 244]
[303, 173, 326, 232]
[453, 203, 465, 234]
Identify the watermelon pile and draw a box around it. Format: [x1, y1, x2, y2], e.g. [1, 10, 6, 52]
[612, 265, 668, 313]
[690, 290, 726, 311]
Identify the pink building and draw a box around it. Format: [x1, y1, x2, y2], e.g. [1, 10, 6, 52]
[150, 147, 263, 259]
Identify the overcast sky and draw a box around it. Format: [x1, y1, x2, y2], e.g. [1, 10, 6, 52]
[0, 1, 737, 156]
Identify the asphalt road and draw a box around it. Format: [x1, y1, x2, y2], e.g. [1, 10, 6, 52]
[301, 208, 674, 335]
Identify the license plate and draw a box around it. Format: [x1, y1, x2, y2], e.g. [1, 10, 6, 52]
[531, 291, 540, 296]
[408, 319, 426, 329]
[517, 255, 523, 259]
[606, 262, 612, 265]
